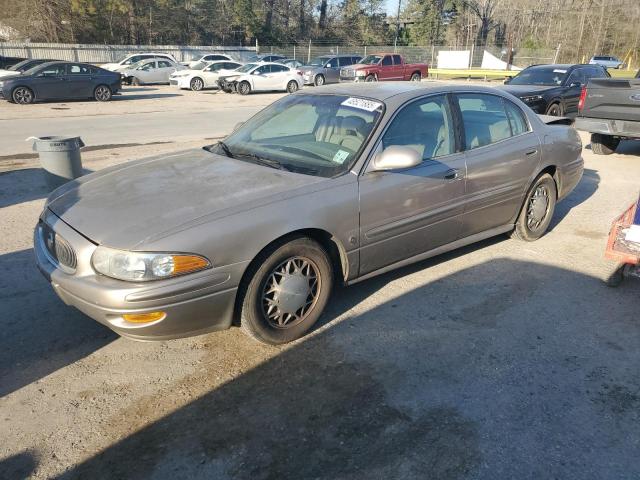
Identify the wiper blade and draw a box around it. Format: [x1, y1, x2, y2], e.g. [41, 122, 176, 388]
[216, 141, 234, 158]
[234, 153, 289, 171]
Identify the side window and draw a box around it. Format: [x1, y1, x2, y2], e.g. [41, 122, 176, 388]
[456, 93, 512, 150]
[587, 66, 606, 79]
[566, 69, 585, 86]
[271, 65, 286, 73]
[68, 64, 90, 75]
[211, 55, 227, 61]
[382, 56, 393, 66]
[140, 62, 155, 71]
[392, 55, 402, 65]
[157, 60, 172, 68]
[382, 94, 455, 160]
[254, 65, 269, 74]
[326, 58, 339, 68]
[503, 99, 529, 136]
[39, 64, 66, 77]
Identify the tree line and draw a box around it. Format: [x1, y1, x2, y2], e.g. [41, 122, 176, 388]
[2, 0, 639, 62]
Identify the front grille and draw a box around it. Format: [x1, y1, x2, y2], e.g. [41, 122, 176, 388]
[40, 222, 77, 272]
[340, 68, 354, 78]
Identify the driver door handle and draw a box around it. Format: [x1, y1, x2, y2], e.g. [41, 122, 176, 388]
[444, 168, 460, 180]
[525, 149, 538, 156]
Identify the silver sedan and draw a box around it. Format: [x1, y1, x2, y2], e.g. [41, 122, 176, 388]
[35, 83, 583, 344]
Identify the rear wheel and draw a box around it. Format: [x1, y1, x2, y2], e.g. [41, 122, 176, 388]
[12, 87, 34, 104]
[410, 72, 421, 81]
[591, 133, 619, 155]
[238, 81, 251, 95]
[314, 74, 325, 86]
[239, 237, 333, 345]
[545, 102, 563, 116]
[190, 77, 204, 91]
[286, 80, 299, 93]
[511, 173, 557, 241]
[93, 85, 112, 102]
[365, 74, 377, 82]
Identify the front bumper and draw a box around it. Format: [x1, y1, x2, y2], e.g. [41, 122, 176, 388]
[34, 209, 243, 341]
[520, 99, 547, 114]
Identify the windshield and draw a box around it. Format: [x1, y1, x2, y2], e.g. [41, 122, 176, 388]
[235, 63, 257, 73]
[212, 94, 383, 178]
[359, 55, 382, 65]
[9, 59, 32, 71]
[307, 56, 330, 66]
[509, 67, 568, 86]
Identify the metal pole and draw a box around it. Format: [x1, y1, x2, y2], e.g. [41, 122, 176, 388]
[308, 39, 311, 64]
[394, 0, 402, 52]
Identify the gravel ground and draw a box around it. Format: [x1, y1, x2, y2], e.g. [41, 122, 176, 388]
[0, 86, 639, 479]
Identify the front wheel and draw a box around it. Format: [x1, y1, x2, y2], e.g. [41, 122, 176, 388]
[239, 237, 333, 345]
[286, 80, 299, 93]
[591, 133, 619, 155]
[545, 102, 563, 116]
[314, 74, 325, 86]
[238, 81, 251, 95]
[12, 87, 34, 104]
[93, 85, 112, 102]
[365, 74, 377, 82]
[511, 173, 557, 241]
[190, 77, 204, 91]
[131, 77, 141, 86]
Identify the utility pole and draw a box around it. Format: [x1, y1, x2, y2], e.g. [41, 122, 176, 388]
[394, 0, 402, 52]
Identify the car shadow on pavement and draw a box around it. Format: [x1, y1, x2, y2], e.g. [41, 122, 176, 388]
[549, 167, 600, 230]
[0, 167, 93, 209]
[0, 451, 38, 480]
[0, 248, 117, 398]
[113, 93, 183, 101]
[60, 259, 640, 479]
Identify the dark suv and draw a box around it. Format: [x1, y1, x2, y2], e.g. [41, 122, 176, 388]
[499, 64, 610, 117]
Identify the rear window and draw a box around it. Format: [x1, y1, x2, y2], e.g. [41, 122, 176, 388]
[392, 55, 402, 65]
[382, 56, 393, 66]
[456, 93, 513, 149]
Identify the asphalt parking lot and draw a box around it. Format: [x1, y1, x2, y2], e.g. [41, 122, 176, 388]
[1, 84, 639, 479]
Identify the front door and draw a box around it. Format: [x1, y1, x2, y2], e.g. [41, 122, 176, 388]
[324, 57, 340, 83]
[31, 63, 68, 99]
[156, 60, 176, 83]
[358, 94, 466, 275]
[455, 92, 540, 237]
[378, 55, 394, 81]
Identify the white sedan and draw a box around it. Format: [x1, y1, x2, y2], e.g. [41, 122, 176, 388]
[218, 62, 303, 95]
[169, 60, 243, 91]
[187, 54, 233, 69]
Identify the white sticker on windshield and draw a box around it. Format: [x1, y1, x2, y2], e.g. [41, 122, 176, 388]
[341, 97, 383, 112]
[332, 149, 350, 164]
[553, 69, 567, 73]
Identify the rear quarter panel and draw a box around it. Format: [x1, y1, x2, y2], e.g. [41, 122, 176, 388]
[538, 122, 584, 201]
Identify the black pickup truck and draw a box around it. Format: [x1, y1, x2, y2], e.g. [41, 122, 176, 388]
[574, 71, 640, 154]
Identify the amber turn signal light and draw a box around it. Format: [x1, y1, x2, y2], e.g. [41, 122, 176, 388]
[122, 311, 166, 323]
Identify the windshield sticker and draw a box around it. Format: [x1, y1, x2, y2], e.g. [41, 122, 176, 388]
[341, 97, 383, 112]
[553, 69, 567, 73]
[332, 149, 351, 164]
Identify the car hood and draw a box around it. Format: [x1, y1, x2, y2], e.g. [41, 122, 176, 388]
[300, 66, 321, 73]
[0, 72, 21, 81]
[100, 63, 121, 71]
[349, 63, 374, 70]
[47, 149, 326, 249]
[499, 84, 560, 96]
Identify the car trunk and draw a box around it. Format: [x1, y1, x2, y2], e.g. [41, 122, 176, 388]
[581, 78, 640, 122]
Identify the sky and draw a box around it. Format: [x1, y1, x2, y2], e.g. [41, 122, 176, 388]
[384, 0, 401, 15]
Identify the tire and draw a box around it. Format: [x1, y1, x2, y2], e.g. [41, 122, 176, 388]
[286, 80, 299, 93]
[12, 86, 34, 104]
[545, 102, 563, 116]
[511, 173, 557, 241]
[314, 74, 325, 86]
[93, 84, 112, 102]
[591, 133, 619, 155]
[190, 77, 204, 91]
[365, 74, 377, 82]
[238, 81, 251, 95]
[410, 72, 421, 82]
[239, 237, 333, 345]
[131, 77, 141, 86]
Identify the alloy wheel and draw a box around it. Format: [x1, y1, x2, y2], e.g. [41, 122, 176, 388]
[94, 86, 111, 101]
[191, 78, 204, 91]
[315, 75, 325, 86]
[527, 185, 550, 231]
[13, 87, 33, 104]
[287, 81, 298, 93]
[261, 256, 320, 329]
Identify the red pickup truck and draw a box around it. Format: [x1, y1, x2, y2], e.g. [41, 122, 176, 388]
[339, 53, 428, 82]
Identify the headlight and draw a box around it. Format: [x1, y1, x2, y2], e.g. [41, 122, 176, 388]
[355, 71, 366, 77]
[0, 81, 4, 88]
[91, 246, 210, 282]
[521, 95, 543, 103]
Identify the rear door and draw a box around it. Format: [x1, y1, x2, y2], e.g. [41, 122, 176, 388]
[455, 92, 540, 237]
[358, 94, 466, 274]
[66, 64, 94, 98]
[136, 61, 157, 83]
[156, 60, 176, 83]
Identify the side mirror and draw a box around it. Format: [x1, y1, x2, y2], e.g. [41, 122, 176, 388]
[503, 78, 511, 84]
[372, 146, 422, 171]
[569, 82, 581, 88]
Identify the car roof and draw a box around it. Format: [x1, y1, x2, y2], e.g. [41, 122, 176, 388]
[301, 82, 509, 103]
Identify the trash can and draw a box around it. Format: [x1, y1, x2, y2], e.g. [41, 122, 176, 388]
[30, 136, 85, 190]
